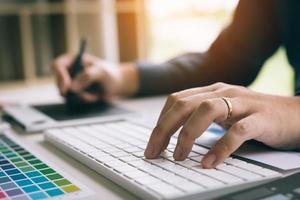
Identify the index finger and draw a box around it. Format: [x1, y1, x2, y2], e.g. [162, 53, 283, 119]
[145, 92, 218, 159]
[52, 54, 75, 95]
[81, 54, 101, 66]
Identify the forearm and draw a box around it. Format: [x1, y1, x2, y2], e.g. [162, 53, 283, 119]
[132, 0, 281, 96]
[135, 51, 260, 96]
[119, 63, 139, 97]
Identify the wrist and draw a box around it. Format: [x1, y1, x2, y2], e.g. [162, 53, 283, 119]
[119, 63, 139, 97]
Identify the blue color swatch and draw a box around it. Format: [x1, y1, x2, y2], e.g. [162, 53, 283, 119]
[0, 134, 81, 200]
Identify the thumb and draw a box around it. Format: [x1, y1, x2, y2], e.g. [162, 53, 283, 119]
[71, 66, 104, 92]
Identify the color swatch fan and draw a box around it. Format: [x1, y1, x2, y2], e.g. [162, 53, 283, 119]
[0, 133, 91, 200]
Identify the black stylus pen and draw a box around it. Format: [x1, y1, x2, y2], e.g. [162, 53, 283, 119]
[69, 39, 86, 79]
[66, 39, 103, 108]
[65, 39, 86, 108]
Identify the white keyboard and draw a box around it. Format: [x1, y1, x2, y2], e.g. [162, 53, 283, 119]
[44, 120, 281, 200]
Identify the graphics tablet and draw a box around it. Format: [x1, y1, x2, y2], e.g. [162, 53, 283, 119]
[2, 102, 132, 133]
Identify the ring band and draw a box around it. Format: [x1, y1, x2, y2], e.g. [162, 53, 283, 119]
[221, 97, 233, 120]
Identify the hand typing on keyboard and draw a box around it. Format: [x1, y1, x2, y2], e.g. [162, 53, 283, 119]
[46, 121, 281, 199]
[144, 82, 300, 169]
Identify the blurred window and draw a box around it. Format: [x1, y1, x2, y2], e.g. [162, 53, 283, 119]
[146, 0, 238, 62]
[145, 0, 293, 95]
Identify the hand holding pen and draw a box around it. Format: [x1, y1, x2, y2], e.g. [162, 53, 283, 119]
[65, 39, 104, 108]
[52, 39, 139, 107]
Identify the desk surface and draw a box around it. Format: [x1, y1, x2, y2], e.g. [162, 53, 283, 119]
[0, 83, 166, 200]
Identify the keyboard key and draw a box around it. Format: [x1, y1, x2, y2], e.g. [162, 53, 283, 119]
[147, 182, 183, 198]
[179, 180, 205, 193]
[138, 163, 165, 174]
[145, 168, 167, 177]
[224, 158, 246, 165]
[192, 145, 209, 154]
[129, 160, 152, 168]
[105, 159, 126, 168]
[136, 143, 147, 149]
[160, 151, 173, 158]
[88, 151, 108, 158]
[183, 171, 224, 188]
[94, 155, 117, 163]
[190, 155, 204, 162]
[167, 146, 176, 152]
[174, 159, 200, 168]
[123, 147, 142, 153]
[110, 151, 130, 157]
[132, 151, 146, 158]
[114, 143, 132, 149]
[154, 160, 177, 169]
[216, 165, 262, 180]
[147, 158, 166, 164]
[104, 147, 121, 153]
[120, 155, 140, 162]
[188, 152, 200, 157]
[157, 161, 186, 173]
[113, 164, 137, 173]
[136, 175, 160, 185]
[159, 174, 188, 184]
[123, 169, 148, 179]
[193, 166, 243, 184]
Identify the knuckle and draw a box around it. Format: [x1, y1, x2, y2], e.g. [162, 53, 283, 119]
[215, 140, 231, 153]
[179, 129, 195, 144]
[217, 85, 248, 97]
[262, 106, 273, 115]
[225, 87, 239, 96]
[152, 124, 170, 143]
[173, 99, 189, 111]
[168, 93, 180, 103]
[236, 85, 246, 91]
[82, 70, 91, 79]
[51, 54, 70, 71]
[153, 125, 165, 137]
[199, 100, 215, 113]
[213, 82, 227, 88]
[233, 122, 251, 138]
[229, 86, 247, 95]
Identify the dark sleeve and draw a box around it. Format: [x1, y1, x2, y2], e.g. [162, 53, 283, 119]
[136, 0, 281, 96]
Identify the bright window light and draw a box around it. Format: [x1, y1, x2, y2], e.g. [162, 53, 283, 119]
[146, 0, 238, 62]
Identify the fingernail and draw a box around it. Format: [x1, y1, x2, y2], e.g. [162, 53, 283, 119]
[202, 154, 216, 168]
[145, 143, 155, 158]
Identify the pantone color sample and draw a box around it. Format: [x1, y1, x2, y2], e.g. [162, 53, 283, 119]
[0, 134, 82, 200]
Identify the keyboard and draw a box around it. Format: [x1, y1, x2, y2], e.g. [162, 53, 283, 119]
[44, 120, 281, 200]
